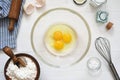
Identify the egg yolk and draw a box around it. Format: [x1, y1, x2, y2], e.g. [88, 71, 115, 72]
[53, 31, 63, 40]
[63, 33, 72, 43]
[54, 41, 64, 50]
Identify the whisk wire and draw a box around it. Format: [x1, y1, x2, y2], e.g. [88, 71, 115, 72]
[104, 38, 112, 60]
[100, 37, 111, 61]
[95, 38, 110, 63]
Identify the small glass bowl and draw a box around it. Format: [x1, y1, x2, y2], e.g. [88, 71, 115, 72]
[87, 57, 101, 72]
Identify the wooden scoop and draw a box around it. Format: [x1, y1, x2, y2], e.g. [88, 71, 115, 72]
[3, 46, 26, 68]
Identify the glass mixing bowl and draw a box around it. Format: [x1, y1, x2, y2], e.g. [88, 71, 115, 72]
[31, 8, 91, 68]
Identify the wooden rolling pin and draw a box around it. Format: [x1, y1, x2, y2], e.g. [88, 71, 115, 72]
[8, 0, 23, 32]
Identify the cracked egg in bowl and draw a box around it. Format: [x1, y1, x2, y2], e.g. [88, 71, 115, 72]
[44, 23, 78, 56]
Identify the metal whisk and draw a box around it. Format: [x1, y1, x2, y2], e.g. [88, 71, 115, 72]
[95, 37, 120, 80]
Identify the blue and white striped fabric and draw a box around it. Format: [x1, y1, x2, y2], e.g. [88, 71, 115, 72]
[0, 0, 11, 18]
[0, 0, 24, 49]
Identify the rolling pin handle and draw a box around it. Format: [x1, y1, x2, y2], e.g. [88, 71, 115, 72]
[8, 19, 16, 32]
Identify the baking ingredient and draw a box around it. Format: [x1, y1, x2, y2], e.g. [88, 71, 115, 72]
[87, 57, 101, 71]
[54, 41, 64, 50]
[63, 33, 72, 43]
[53, 31, 63, 40]
[106, 22, 113, 30]
[6, 57, 37, 80]
[44, 23, 77, 56]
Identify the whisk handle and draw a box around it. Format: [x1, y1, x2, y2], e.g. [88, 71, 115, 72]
[109, 63, 120, 80]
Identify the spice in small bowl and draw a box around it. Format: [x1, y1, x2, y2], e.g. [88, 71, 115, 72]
[4, 53, 40, 80]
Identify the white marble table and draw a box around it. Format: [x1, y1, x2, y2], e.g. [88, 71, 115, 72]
[0, 0, 120, 80]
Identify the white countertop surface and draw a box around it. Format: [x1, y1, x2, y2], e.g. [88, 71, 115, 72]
[0, 0, 120, 80]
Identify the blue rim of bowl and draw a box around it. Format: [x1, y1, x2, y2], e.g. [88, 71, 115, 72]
[31, 8, 91, 68]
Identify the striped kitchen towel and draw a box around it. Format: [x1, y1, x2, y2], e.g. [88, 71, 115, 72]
[0, 0, 24, 49]
[0, 0, 11, 18]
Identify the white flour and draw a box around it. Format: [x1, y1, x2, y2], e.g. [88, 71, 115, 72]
[6, 57, 37, 80]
